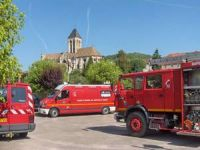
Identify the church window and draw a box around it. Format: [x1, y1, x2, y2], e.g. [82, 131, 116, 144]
[73, 39, 75, 53]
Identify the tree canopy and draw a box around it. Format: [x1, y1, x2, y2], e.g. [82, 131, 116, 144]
[106, 51, 150, 73]
[152, 49, 161, 70]
[0, 0, 24, 85]
[86, 60, 121, 84]
[69, 69, 88, 84]
[116, 50, 128, 73]
[25, 60, 67, 97]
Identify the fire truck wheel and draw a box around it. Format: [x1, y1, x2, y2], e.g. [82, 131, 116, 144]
[102, 107, 110, 115]
[126, 112, 147, 137]
[49, 108, 59, 118]
[19, 132, 28, 138]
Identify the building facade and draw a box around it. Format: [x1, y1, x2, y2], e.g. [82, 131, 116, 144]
[143, 51, 200, 72]
[42, 29, 102, 73]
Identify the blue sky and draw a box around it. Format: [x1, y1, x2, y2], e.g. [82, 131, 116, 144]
[13, 0, 200, 70]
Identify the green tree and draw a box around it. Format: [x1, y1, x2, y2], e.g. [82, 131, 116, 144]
[116, 50, 128, 73]
[25, 60, 67, 97]
[0, 56, 21, 85]
[69, 69, 88, 84]
[83, 57, 93, 76]
[106, 51, 151, 73]
[152, 49, 161, 70]
[0, 0, 24, 85]
[86, 60, 122, 84]
[128, 58, 146, 72]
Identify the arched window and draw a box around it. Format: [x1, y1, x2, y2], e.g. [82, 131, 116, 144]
[70, 40, 72, 53]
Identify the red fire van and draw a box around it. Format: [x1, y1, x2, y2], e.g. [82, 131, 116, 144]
[0, 82, 35, 138]
[38, 84, 115, 117]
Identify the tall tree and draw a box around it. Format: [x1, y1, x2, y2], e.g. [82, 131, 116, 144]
[83, 57, 93, 76]
[0, 0, 24, 85]
[86, 60, 122, 84]
[116, 50, 128, 73]
[128, 58, 146, 72]
[152, 49, 161, 70]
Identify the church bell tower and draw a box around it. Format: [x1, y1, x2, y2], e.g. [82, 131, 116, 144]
[68, 28, 82, 53]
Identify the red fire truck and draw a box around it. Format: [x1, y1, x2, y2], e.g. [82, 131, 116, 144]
[115, 61, 200, 137]
[38, 84, 115, 117]
[0, 82, 35, 138]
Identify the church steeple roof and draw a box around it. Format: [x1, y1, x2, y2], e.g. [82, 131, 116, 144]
[68, 28, 81, 39]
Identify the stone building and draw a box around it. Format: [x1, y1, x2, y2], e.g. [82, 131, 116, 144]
[143, 51, 200, 71]
[42, 28, 102, 72]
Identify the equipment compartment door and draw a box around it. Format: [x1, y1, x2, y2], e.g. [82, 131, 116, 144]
[144, 74, 165, 111]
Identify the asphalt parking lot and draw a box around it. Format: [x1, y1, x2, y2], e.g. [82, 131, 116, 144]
[0, 113, 200, 150]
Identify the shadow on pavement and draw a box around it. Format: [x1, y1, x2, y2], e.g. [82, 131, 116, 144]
[0, 135, 30, 142]
[86, 125, 200, 148]
[35, 112, 105, 118]
[85, 125, 129, 136]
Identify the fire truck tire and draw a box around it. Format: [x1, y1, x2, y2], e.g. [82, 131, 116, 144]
[102, 107, 110, 115]
[19, 132, 28, 138]
[126, 112, 147, 137]
[49, 108, 59, 118]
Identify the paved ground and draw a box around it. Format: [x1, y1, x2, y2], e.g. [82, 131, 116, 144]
[1, 114, 200, 150]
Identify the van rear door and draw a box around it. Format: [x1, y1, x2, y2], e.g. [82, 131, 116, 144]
[8, 85, 30, 131]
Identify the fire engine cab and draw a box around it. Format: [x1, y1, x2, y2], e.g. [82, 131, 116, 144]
[0, 82, 35, 138]
[39, 84, 115, 117]
[115, 61, 200, 137]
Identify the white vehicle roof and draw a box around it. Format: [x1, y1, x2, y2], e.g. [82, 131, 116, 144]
[55, 84, 111, 91]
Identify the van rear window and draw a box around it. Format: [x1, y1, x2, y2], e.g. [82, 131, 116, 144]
[12, 87, 26, 103]
[101, 91, 111, 98]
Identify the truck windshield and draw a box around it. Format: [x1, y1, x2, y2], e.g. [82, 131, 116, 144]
[0, 88, 7, 103]
[48, 90, 60, 98]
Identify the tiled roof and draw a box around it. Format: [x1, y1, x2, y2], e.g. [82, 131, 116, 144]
[68, 28, 81, 39]
[166, 53, 185, 58]
[43, 47, 101, 62]
[62, 47, 101, 59]
[42, 53, 62, 60]
[76, 47, 101, 57]
[150, 50, 200, 65]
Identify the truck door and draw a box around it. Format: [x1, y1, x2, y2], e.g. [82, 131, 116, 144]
[118, 77, 134, 110]
[144, 74, 165, 111]
[134, 76, 144, 105]
[56, 90, 71, 113]
[8, 85, 30, 131]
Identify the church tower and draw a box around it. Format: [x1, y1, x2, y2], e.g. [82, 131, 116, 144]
[68, 28, 82, 53]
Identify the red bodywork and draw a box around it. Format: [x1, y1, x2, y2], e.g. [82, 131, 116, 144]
[39, 84, 115, 116]
[115, 61, 200, 136]
[0, 83, 35, 135]
[116, 69, 182, 113]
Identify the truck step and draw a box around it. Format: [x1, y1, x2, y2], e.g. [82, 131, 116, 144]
[177, 131, 200, 137]
[149, 117, 164, 120]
